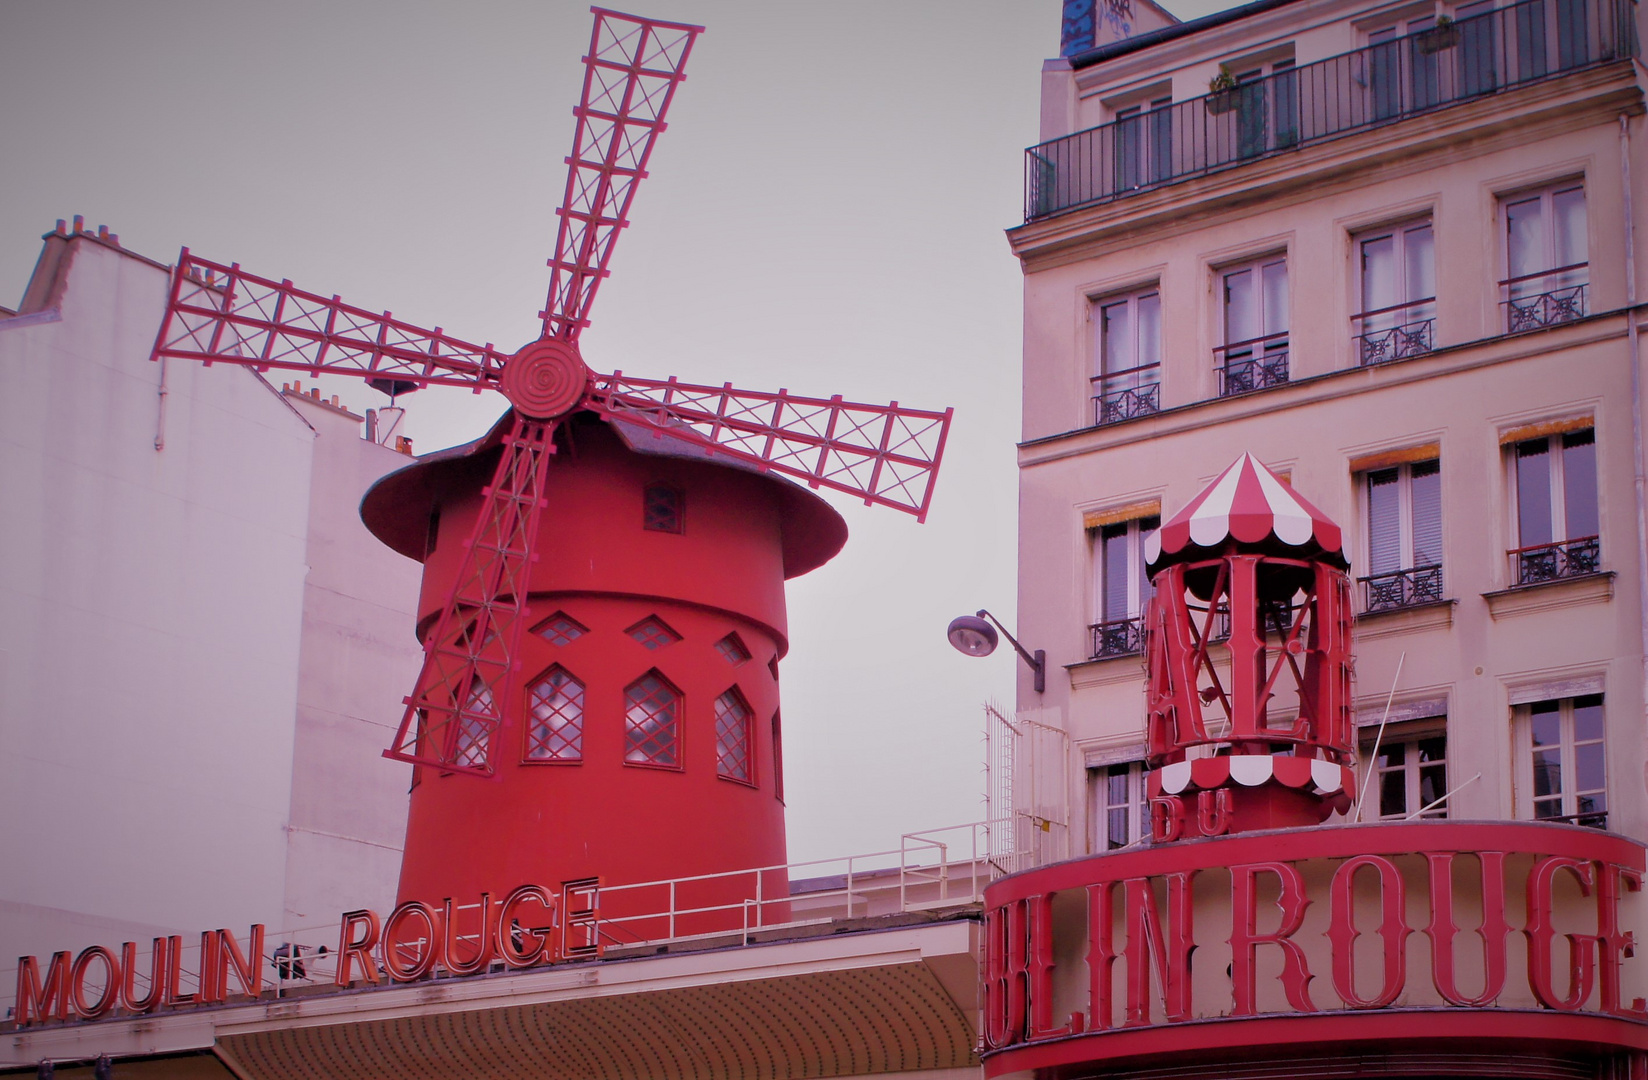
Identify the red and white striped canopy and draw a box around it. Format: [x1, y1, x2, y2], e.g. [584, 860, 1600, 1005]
[1145, 453, 1346, 572]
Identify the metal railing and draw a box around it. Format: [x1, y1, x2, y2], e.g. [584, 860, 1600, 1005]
[1217, 337, 1290, 396]
[1091, 368, 1161, 425]
[1502, 264, 1589, 331]
[1025, 0, 1638, 220]
[1354, 299, 1437, 364]
[1089, 616, 1146, 658]
[1359, 564, 1445, 612]
[1511, 535, 1601, 584]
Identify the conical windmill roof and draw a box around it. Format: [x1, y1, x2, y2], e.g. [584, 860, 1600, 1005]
[1144, 453, 1348, 574]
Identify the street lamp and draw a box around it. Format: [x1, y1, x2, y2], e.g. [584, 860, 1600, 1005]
[946, 609, 1045, 694]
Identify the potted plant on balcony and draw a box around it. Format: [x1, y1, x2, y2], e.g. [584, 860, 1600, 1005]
[1205, 67, 1240, 115]
[1415, 15, 1461, 55]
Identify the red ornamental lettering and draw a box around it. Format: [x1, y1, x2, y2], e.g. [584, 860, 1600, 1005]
[1597, 862, 1648, 1017]
[1229, 861, 1315, 1015]
[1086, 882, 1120, 1030]
[1525, 856, 1596, 1011]
[119, 937, 168, 1013]
[1001, 897, 1031, 1042]
[441, 894, 496, 976]
[69, 946, 122, 1020]
[211, 925, 265, 1001]
[336, 909, 382, 987]
[382, 901, 442, 981]
[497, 884, 559, 968]
[1426, 851, 1510, 1006]
[1027, 892, 1074, 1038]
[14, 951, 71, 1026]
[1123, 873, 1196, 1026]
[1149, 797, 1184, 843]
[1327, 855, 1409, 1008]
[164, 933, 211, 1006]
[983, 903, 1012, 1048]
[1196, 790, 1231, 837]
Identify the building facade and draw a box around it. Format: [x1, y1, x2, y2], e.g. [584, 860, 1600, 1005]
[995, 0, 1648, 1072]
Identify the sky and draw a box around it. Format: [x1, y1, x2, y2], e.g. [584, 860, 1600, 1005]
[0, 0, 1233, 870]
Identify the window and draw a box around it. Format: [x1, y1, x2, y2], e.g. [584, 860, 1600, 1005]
[525, 666, 584, 762]
[454, 677, 496, 769]
[1360, 458, 1443, 611]
[1114, 96, 1173, 191]
[1509, 426, 1599, 583]
[1215, 59, 1299, 161]
[643, 482, 684, 533]
[1518, 694, 1606, 826]
[714, 632, 751, 665]
[1355, 220, 1436, 364]
[1219, 254, 1289, 395]
[627, 615, 682, 650]
[1502, 183, 1588, 331]
[1091, 288, 1162, 425]
[623, 672, 680, 768]
[772, 712, 784, 802]
[1090, 513, 1159, 658]
[534, 611, 587, 646]
[1088, 761, 1146, 850]
[1361, 721, 1448, 819]
[1368, 18, 1447, 119]
[713, 688, 755, 785]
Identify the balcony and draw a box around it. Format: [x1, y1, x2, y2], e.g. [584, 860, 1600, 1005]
[1023, 0, 1638, 221]
[1355, 301, 1436, 365]
[1510, 535, 1601, 585]
[1091, 366, 1161, 425]
[1217, 336, 1289, 396]
[1502, 265, 1589, 332]
[1359, 564, 1445, 612]
[1090, 616, 1146, 659]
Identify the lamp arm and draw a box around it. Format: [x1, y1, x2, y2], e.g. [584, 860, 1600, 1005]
[976, 610, 1046, 693]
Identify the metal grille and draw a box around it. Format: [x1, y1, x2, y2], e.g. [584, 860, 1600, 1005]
[714, 633, 751, 664]
[624, 673, 680, 766]
[1093, 379, 1161, 425]
[535, 612, 586, 646]
[1025, 0, 1639, 221]
[1218, 341, 1290, 396]
[626, 616, 681, 650]
[1358, 564, 1445, 611]
[1503, 274, 1589, 331]
[525, 667, 585, 761]
[1356, 317, 1435, 364]
[1089, 616, 1145, 659]
[1512, 535, 1601, 584]
[713, 689, 753, 783]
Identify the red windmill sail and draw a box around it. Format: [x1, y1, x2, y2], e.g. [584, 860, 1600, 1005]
[148, 8, 954, 784]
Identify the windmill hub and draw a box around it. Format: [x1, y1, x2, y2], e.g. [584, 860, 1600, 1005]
[501, 338, 590, 420]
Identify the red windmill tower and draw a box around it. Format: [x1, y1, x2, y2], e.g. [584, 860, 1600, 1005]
[148, 10, 951, 941]
[1142, 454, 1356, 841]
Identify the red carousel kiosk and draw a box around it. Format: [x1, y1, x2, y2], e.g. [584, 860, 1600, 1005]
[982, 454, 1648, 1079]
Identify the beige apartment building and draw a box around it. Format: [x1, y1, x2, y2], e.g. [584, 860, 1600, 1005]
[1009, 0, 1648, 853]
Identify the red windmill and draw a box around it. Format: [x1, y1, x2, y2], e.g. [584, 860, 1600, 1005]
[148, 9, 951, 936]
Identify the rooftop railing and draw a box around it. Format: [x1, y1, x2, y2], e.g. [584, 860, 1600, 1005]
[1024, 0, 1638, 221]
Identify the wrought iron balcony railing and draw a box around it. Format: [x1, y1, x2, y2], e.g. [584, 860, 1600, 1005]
[1359, 564, 1445, 612]
[1090, 616, 1145, 659]
[1511, 535, 1601, 585]
[1091, 366, 1161, 425]
[1502, 264, 1589, 331]
[1355, 300, 1436, 364]
[1217, 337, 1289, 396]
[1024, 0, 1639, 221]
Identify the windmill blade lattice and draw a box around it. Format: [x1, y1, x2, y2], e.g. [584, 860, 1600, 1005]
[544, 9, 700, 342]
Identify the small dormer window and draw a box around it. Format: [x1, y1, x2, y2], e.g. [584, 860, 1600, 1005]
[643, 482, 684, 533]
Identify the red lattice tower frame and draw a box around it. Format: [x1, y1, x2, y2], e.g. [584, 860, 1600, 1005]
[147, 8, 953, 780]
